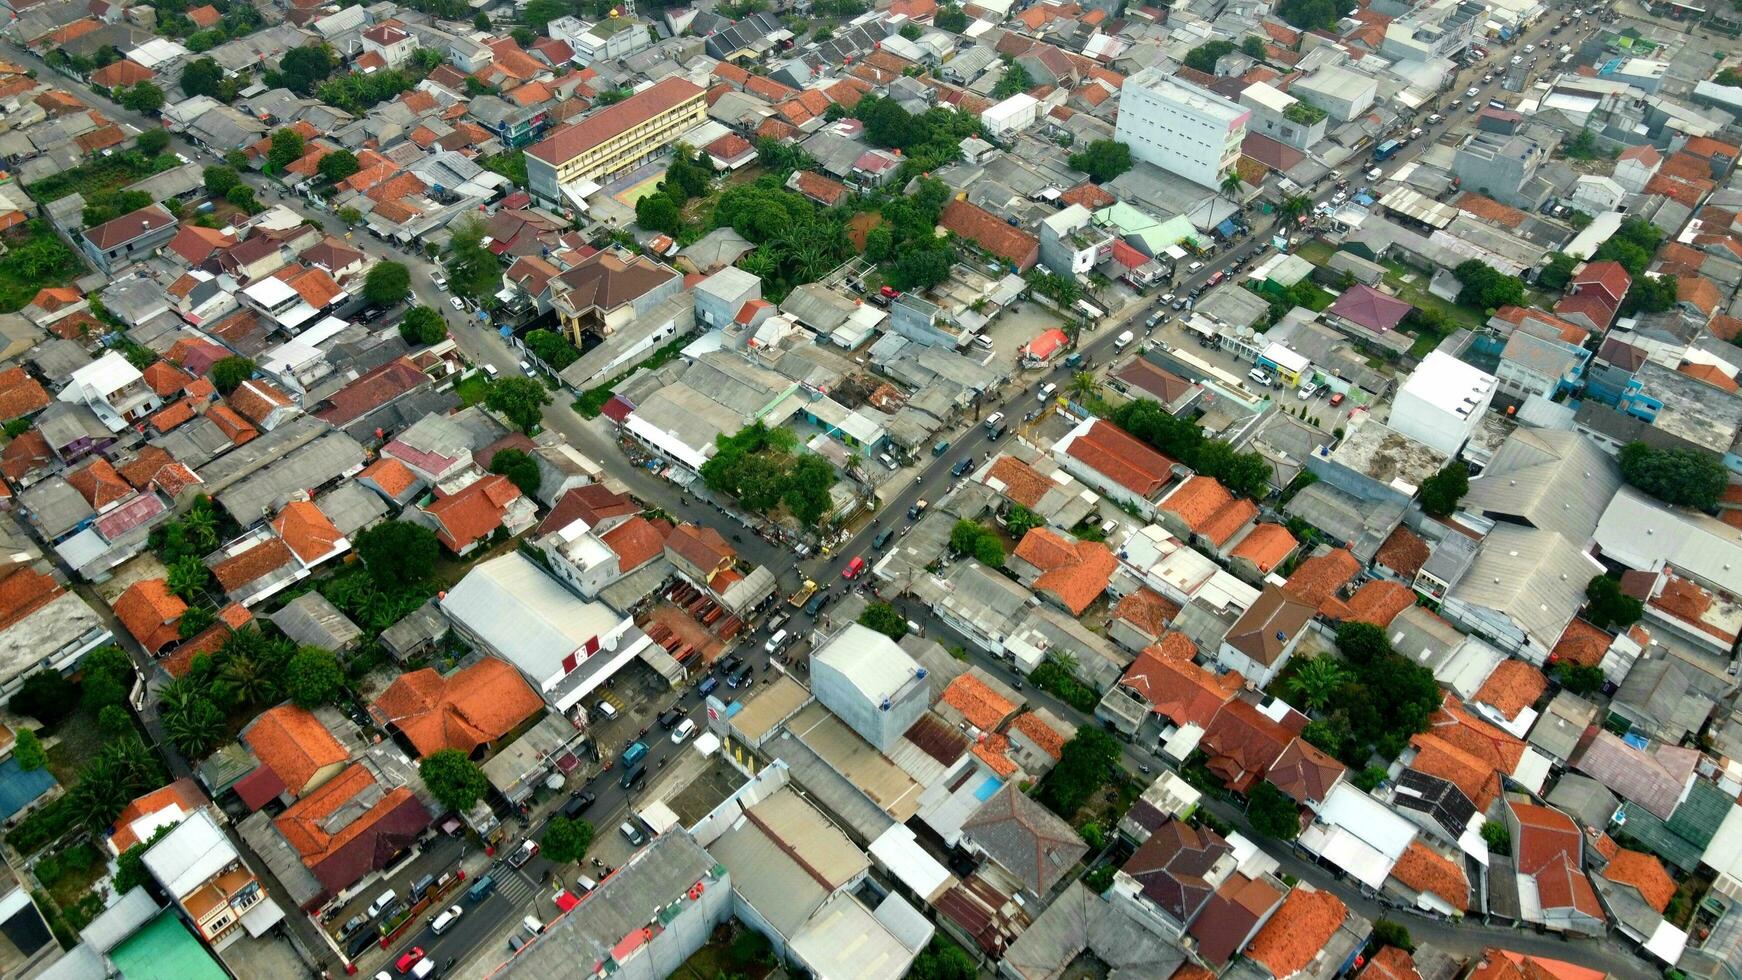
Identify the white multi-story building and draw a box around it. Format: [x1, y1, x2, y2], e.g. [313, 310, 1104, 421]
[1385, 350, 1497, 458]
[1114, 68, 1248, 189]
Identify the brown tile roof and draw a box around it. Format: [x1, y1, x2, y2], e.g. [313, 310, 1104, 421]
[1064, 420, 1177, 498]
[1010, 712, 1067, 760]
[1223, 586, 1315, 668]
[116, 445, 176, 490]
[1202, 699, 1294, 792]
[84, 204, 174, 251]
[1121, 634, 1242, 726]
[1474, 659, 1548, 721]
[245, 704, 348, 795]
[90, 59, 154, 88]
[599, 516, 669, 572]
[940, 198, 1039, 269]
[982, 455, 1054, 508]
[942, 673, 1017, 731]
[229, 378, 295, 426]
[537, 483, 639, 536]
[793, 169, 850, 206]
[1374, 526, 1429, 579]
[1229, 523, 1297, 574]
[206, 403, 258, 446]
[424, 474, 521, 552]
[272, 762, 427, 893]
[141, 361, 195, 398]
[314, 357, 427, 426]
[113, 578, 186, 653]
[0, 430, 52, 483]
[372, 658, 544, 758]
[272, 501, 346, 565]
[1390, 840, 1468, 909]
[0, 366, 50, 420]
[1012, 527, 1116, 614]
[1112, 587, 1182, 639]
[1343, 579, 1415, 628]
[1679, 361, 1736, 391]
[551, 250, 679, 314]
[1602, 848, 1675, 913]
[1363, 946, 1423, 980]
[1454, 192, 1527, 228]
[527, 77, 703, 165]
[1678, 276, 1723, 316]
[1267, 737, 1346, 805]
[0, 567, 64, 632]
[665, 522, 733, 575]
[1511, 801, 1603, 918]
[1244, 887, 1347, 979]
[66, 457, 133, 510]
[210, 537, 295, 594]
[1122, 818, 1233, 923]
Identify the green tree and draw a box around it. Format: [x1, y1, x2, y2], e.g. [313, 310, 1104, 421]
[166, 554, 210, 601]
[136, 128, 170, 155]
[420, 749, 489, 812]
[522, 0, 570, 29]
[99, 704, 134, 736]
[364, 261, 411, 306]
[635, 192, 681, 234]
[1552, 662, 1605, 696]
[540, 816, 594, 863]
[1373, 919, 1414, 952]
[1040, 726, 1120, 818]
[398, 305, 447, 346]
[485, 376, 550, 433]
[488, 448, 541, 497]
[1621, 272, 1677, 315]
[1718, 68, 1742, 88]
[1285, 656, 1348, 711]
[1247, 781, 1302, 839]
[209, 356, 254, 393]
[908, 937, 977, 980]
[888, 248, 951, 291]
[13, 728, 46, 771]
[1276, 0, 1344, 30]
[1006, 503, 1045, 538]
[1481, 820, 1511, 855]
[992, 61, 1034, 98]
[444, 215, 504, 303]
[284, 647, 345, 708]
[1537, 252, 1577, 291]
[1067, 139, 1133, 183]
[202, 164, 240, 197]
[1242, 35, 1268, 59]
[339, 206, 362, 225]
[278, 44, 338, 96]
[1418, 461, 1469, 517]
[355, 521, 440, 585]
[267, 127, 304, 170]
[1585, 574, 1643, 630]
[1452, 259, 1525, 310]
[934, 3, 968, 30]
[1353, 765, 1389, 791]
[1618, 441, 1727, 510]
[163, 694, 225, 758]
[1221, 170, 1244, 201]
[8, 670, 79, 723]
[523, 329, 580, 370]
[1335, 621, 1393, 664]
[1591, 217, 1663, 277]
[180, 57, 224, 97]
[225, 184, 258, 212]
[318, 149, 360, 183]
[858, 602, 909, 640]
[119, 81, 165, 113]
[1183, 40, 1235, 72]
[177, 606, 215, 639]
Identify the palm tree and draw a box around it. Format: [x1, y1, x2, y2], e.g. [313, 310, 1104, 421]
[218, 653, 276, 708]
[164, 696, 225, 759]
[166, 555, 208, 601]
[1221, 171, 1244, 202]
[1286, 656, 1350, 712]
[1069, 371, 1101, 401]
[181, 505, 218, 551]
[1049, 650, 1080, 679]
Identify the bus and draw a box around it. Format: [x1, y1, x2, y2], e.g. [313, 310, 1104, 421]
[1372, 139, 1402, 161]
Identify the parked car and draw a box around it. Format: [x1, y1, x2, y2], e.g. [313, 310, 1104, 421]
[672, 718, 697, 743]
[1298, 382, 1319, 400]
[509, 839, 539, 868]
[1114, 329, 1134, 350]
[1329, 391, 1346, 406]
[449, 297, 465, 311]
[620, 821, 646, 846]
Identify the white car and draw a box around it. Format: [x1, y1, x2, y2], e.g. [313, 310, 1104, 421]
[672, 718, 696, 743]
[449, 297, 465, 312]
[1524, 43, 1535, 52]
[1332, 191, 1348, 205]
[1114, 329, 1135, 351]
[1367, 167, 1383, 180]
[431, 906, 463, 936]
[1511, 54, 1523, 65]
[1297, 381, 1318, 400]
[1187, 261, 1203, 272]
[1465, 86, 1479, 97]
[1037, 382, 1058, 402]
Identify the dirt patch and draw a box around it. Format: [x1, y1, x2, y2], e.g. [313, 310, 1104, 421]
[846, 211, 883, 252]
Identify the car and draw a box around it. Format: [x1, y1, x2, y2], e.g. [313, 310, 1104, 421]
[764, 629, 789, 654]
[803, 592, 828, 616]
[1329, 391, 1346, 406]
[972, 334, 995, 350]
[562, 791, 596, 819]
[396, 948, 426, 973]
[879, 284, 901, 301]
[672, 718, 697, 743]
[1298, 382, 1319, 400]
[843, 556, 866, 579]
[509, 839, 539, 868]
[368, 891, 399, 918]
[1483, 73, 1495, 83]
[908, 499, 928, 519]
[1206, 270, 1227, 287]
[1332, 191, 1348, 205]
[1160, 292, 1176, 305]
[1524, 42, 1535, 52]
[721, 654, 744, 675]
[430, 271, 446, 287]
[1187, 260, 1203, 272]
[657, 707, 682, 730]
[728, 662, 755, 689]
[950, 457, 973, 478]
[432, 906, 463, 936]
[591, 700, 618, 721]
[1465, 86, 1479, 97]
[408, 960, 435, 980]
[1114, 329, 1135, 350]
[1170, 297, 1187, 310]
[1559, 43, 1571, 53]
[1037, 382, 1058, 402]
[1510, 54, 1522, 65]
[340, 914, 369, 940]
[984, 411, 1005, 433]
[1247, 368, 1274, 387]
[449, 296, 465, 311]
[620, 821, 647, 846]
[509, 934, 531, 953]
[1426, 112, 1443, 124]
[523, 915, 545, 937]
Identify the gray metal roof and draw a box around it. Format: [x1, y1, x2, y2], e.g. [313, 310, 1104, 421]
[962, 783, 1086, 897]
[1447, 524, 1598, 650]
[1462, 429, 1620, 543]
[270, 592, 362, 650]
[216, 430, 366, 524]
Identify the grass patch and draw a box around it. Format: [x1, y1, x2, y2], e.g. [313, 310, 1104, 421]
[43, 715, 108, 788]
[454, 371, 490, 406]
[23, 151, 179, 204]
[572, 333, 690, 419]
[0, 220, 90, 314]
[1293, 238, 1336, 266]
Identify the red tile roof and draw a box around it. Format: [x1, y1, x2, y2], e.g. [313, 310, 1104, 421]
[272, 501, 346, 565]
[1064, 420, 1177, 498]
[245, 704, 348, 795]
[372, 658, 545, 758]
[1602, 848, 1675, 913]
[1202, 699, 1294, 792]
[940, 198, 1039, 270]
[0, 366, 50, 420]
[599, 515, 669, 571]
[423, 474, 521, 553]
[113, 578, 186, 653]
[1229, 523, 1297, 574]
[1474, 659, 1549, 720]
[1511, 801, 1603, 919]
[1011, 527, 1116, 614]
[1549, 619, 1610, 668]
[66, 457, 133, 510]
[527, 78, 703, 165]
[273, 763, 429, 897]
[941, 673, 1017, 731]
[1390, 840, 1468, 910]
[1343, 579, 1415, 628]
[1245, 887, 1347, 978]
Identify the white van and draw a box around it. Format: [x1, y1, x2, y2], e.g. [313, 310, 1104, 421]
[1247, 368, 1274, 387]
[765, 629, 789, 654]
[1037, 382, 1058, 402]
[878, 452, 898, 470]
[1114, 330, 1135, 351]
[410, 958, 435, 980]
[367, 890, 397, 918]
[431, 906, 463, 935]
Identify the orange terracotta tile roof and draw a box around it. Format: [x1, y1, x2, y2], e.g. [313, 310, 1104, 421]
[206, 404, 259, 446]
[982, 455, 1054, 508]
[1602, 848, 1675, 913]
[1591, 832, 1620, 862]
[424, 474, 521, 552]
[29, 286, 81, 311]
[793, 170, 849, 206]
[211, 537, 295, 594]
[599, 515, 669, 572]
[1113, 587, 1182, 638]
[1174, 964, 1218, 980]
[745, 74, 798, 102]
[1679, 361, 1737, 391]
[1363, 946, 1423, 980]
[1245, 887, 1347, 978]
[1344, 579, 1416, 627]
[273, 763, 419, 872]
[1433, 693, 1526, 771]
[113, 578, 186, 653]
[1282, 548, 1360, 611]
[1512, 801, 1603, 918]
[373, 658, 545, 758]
[109, 777, 208, 851]
[1474, 659, 1548, 720]
[1010, 712, 1066, 760]
[1455, 192, 1527, 228]
[0, 366, 50, 420]
[1060, 182, 1115, 210]
[940, 198, 1039, 269]
[66, 457, 133, 510]
[1707, 314, 1742, 342]
[246, 704, 348, 794]
[228, 378, 295, 427]
[360, 457, 418, 498]
[973, 733, 1019, 777]
[1012, 527, 1116, 614]
[1681, 136, 1740, 161]
[1374, 526, 1429, 578]
[141, 361, 195, 398]
[1492, 306, 1590, 347]
[90, 59, 154, 88]
[712, 61, 750, 86]
[1391, 840, 1468, 909]
[942, 673, 1017, 731]
[1065, 420, 1177, 499]
[117, 445, 176, 490]
[1678, 276, 1723, 316]
[1230, 523, 1296, 573]
[148, 398, 197, 433]
[273, 501, 346, 565]
[1410, 732, 1502, 811]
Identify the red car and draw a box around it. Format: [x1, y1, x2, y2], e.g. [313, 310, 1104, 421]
[1329, 392, 1346, 407]
[842, 556, 866, 580]
[396, 948, 425, 972]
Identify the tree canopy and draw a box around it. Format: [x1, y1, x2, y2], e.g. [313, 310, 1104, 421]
[1068, 140, 1133, 184]
[992, 61, 1034, 98]
[267, 127, 304, 171]
[934, 3, 968, 30]
[485, 376, 551, 433]
[523, 329, 580, 370]
[318, 149, 360, 183]
[949, 520, 1006, 567]
[1247, 781, 1302, 839]
[398, 305, 447, 346]
[285, 648, 345, 707]
[356, 520, 441, 585]
[488, 448, 541, 498]
[1183, 40, 1234, 72]
[699, 422, 838, 526]
[858, 602, 909, 640]
[1536, 252, 1577, 291]
[540, 816, 594, 863]
[1109, 399, 1272, 498]
[1585, 574, 1643, 630]
[210, 356, 255, 394]
[277, 44, 337, 96]
[1590, 217, 1662, 277]
[1619, 441, 1726, 510]
[1276, 0, 1346, 30]
[1452, 259, 1525, 310]
[444, 215, 505, 302]
[420, 749, 488, 812]
[363, 261, 411, 306]
[180, 57, 224, 98]
[119, 82, 165, 113]
[1418, 462, 1469, 517]
[1040, 726, 1121, 818]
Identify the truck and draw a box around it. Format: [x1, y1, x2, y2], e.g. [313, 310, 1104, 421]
[1372, 139, 1402, 162]
[621, 741, 648, 770]
[788, 579, 818, 607]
